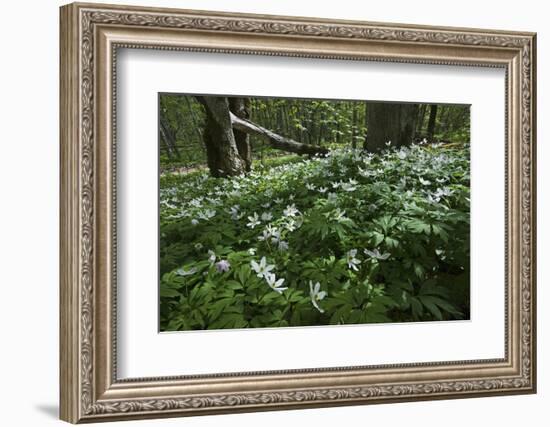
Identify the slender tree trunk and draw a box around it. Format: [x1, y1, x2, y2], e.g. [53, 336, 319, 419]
[363, 101, 369, 149]
[335, 102, 341, 144]
[351, 103, 358, 149]
[265, 100, 275, 130]
[185, 97, 205, 154]
[417, 104, 428, 135]
[302, 106, 310, 144]
[427, 104, 438, 141]
[228, 98, 252, 172]
[195, 96, 246, 177]
[159, 123, 173, 160]
[318, 110, 325, 146]
[441, 107, 452, 135]
[365, 103, 419, 152]
[159, 115, 180, 159]
[455, 107, 469, 134]
[281, 103, 290, 136]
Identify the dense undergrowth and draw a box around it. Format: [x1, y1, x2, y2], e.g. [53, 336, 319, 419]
[160, 143, 470, 331]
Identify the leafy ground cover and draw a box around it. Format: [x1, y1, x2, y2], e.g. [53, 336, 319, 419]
[160, 142, 470, 331]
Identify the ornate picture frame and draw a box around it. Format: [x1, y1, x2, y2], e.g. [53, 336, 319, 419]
[60, 2, 536, 423]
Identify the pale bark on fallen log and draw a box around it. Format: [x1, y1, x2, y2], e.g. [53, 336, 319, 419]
[230, 113, 329, 156]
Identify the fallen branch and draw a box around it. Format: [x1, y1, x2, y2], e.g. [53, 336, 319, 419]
[230, 113, 329, 156]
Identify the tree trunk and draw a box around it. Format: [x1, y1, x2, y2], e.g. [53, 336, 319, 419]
[301, 106, 310, 144]
[159, 115, 180, 159]
[159, 123, 173, 160]
[417, 104, 428, 134]
[351, 102, 358, 149]
[196, 96, 328, 177]
[363, 101, 369, 149]
[427, 104, 438, 141]
[195, 96, 246, 178]
[230, 113, 329, 156]
[365, 103, 419, 152]
[184, 96, 205, 154]
[441, 107, 452, 135]
[228, 98, 252, 172]
[318, 110, 325, 146]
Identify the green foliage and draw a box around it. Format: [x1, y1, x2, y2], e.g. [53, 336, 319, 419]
[159, 95, 470, 171]
[159, 95, 207, 170]
[159, 143, 470, 331]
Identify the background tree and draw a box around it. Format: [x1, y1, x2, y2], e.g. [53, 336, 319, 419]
[426, 104, 438, 140]
[159, 114, 180, 160]
[365, 103, 419, 151]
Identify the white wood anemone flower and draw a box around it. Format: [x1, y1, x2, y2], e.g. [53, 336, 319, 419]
[250, 256, 275, 279]
[346, 249, 361, 271]
[364, 248, 391, 261]
[309, 281, 327, 313]
[265, 273, 287, 294]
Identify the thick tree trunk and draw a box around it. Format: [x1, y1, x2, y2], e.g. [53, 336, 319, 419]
[365, 103, 419, 152]
[195, 96, 246, 177]
[230, 113, 329, 156]
[228, 98, 252, 172]
[427, 104, 438, 140]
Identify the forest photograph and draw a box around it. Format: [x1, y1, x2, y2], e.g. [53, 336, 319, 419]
[159, 94, 471, 332]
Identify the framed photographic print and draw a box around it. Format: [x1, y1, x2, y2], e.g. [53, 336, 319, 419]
[59, 2, 537, 423]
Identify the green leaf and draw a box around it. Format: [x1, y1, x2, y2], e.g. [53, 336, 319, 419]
[225, 280, 243, 290]
[160, 287, 181, 298]
[372, 232, 385, 246]
[238, 265, 250, 284]
[410, 297, 423, 319]
[420, 296, 443, 320]
[385, 236, 399, 249]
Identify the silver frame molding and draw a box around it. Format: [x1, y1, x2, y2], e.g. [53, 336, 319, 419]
[60, 2, 537, 423]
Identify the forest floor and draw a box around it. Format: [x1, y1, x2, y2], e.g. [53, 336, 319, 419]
[159, 144, 471, 331]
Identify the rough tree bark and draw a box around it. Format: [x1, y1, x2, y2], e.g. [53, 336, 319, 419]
[196, 96, 328, 177]
[427, 104, 438, 141]
[194, 96, 246, 178]
[228, 98, 252, 172]
[365, 103, 419, 152]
